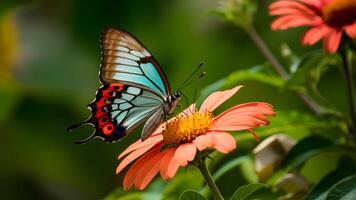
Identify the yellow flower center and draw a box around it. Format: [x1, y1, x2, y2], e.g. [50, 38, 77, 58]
[162, 112, 213, 146]
[322, 0, 356, 27]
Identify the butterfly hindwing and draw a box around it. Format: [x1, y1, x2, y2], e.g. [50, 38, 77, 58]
[68, 83, 164, 143]
[100, 28, 171, 98]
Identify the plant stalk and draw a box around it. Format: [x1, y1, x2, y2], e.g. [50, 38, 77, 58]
[197, 156, 224, 200]
[245, 25, 322, 115]
[341, 49, 356, 138]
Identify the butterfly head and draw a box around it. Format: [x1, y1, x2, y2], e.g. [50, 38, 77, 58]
[164, 91, 182, 115]
[172, 91, 182, 101]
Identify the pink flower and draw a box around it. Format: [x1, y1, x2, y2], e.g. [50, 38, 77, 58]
[116, 86, 275, 190]
[269, 0, 356, 53]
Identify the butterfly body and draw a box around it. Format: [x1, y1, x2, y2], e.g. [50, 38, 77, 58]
[67, 28, 181, 143]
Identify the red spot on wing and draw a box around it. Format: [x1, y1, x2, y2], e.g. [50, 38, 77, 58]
[109, 83, 124, 91]
[91, 83, 127, 136]
[101, 83, 124, 97]
[95, 109, 106, 118]
[99, 116, 109, 126]
[103, 123, 114, 136]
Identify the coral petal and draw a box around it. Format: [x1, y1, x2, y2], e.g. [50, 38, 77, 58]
[210, 131, 236, 154]
[323, 29, 342, 53]
[135, 152, 163, 190]
[302, 25, 330, 45]
[173, 143, 197, 167]
[123, 145, 161, 190]
[116, 142, 162, 174]
[249, 129, 260, 142]
[179, 104, 196, 117]
[167, 154, 180, 178]
[193, 133, 215, 151]
[269, 0, 316, 16]
[119, 134, 163, 159]
[159, 148, 176, 180]
[200, 86, 243, 112]
[271, 15, 321, 30]
[345, 22, 356, 38]
[211, 102, 275, 131]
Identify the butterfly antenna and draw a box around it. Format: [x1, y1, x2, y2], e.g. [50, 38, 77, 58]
[179, 71, 206, 91]
[177, 63, 204, 91]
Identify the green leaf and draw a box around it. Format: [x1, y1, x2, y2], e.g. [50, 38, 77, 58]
[284, 51, 338, 92]
[231, 183, 267, 200]
[240, 157, 259, 183]
[162, 169, 203, 199]
[120, 193, 161, 200]
[104, 189, 161, 200]
[326, 174, 356, 200]
[178, 190, 207, 200]
[212, 156, 249, 181]
[304, 156, 356, 200]
[282, 135, 334, 169]
[339, 189, 356, 200]
[202, 156, 250, 197]
[284, 51, 342, 117]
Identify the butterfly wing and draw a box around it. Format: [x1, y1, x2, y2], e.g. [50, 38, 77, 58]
[67, 83, 164, 143]
[141, 109, 165, 141]
[100, 28, 171, 98]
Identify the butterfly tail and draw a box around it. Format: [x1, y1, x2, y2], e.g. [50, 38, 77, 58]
[74, 131, 97, 144]
[66, 118, 92, 132]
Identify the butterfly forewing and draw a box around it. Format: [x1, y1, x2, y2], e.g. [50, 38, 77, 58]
[100, 28, 171, 98]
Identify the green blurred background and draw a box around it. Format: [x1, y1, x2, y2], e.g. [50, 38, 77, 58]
[0, 0, 349, 199]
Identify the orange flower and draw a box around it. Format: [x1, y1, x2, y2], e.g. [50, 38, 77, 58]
[116, 86, 275, 190]
[269, 0, 356, 53]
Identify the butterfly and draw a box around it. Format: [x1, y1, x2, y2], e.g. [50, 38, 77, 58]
[67, 28, 184, 143]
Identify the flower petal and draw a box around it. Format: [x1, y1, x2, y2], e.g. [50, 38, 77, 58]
[178, 104, 196, 117]
[167, 153, 180, 178]
[344, 22, 356, 38]
[173, 143, 197, 167]
[301, 0, 330, 9]
[118, 134, 163, 159]
[302, 25, 330, 45]
[200, 86, 243, 113]
[323, 29, 342, 53]
[116, 142, 163, 174]
[123, 145, 161, 190]
[271, 15, 322, 30]
[193, 133, 215, 151]
[159, 148, 176, 180]
[210, 131, 237, 154]
[134, 151, 163, 190]
[269, 0, 316, 16]
[211, 102, 275, 131]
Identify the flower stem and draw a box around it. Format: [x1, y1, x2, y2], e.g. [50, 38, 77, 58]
[341, 48, 356, 138]
[246, 25, 288, 79]
[245, 25, 322, 115]
[197, 156, 224, 200]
